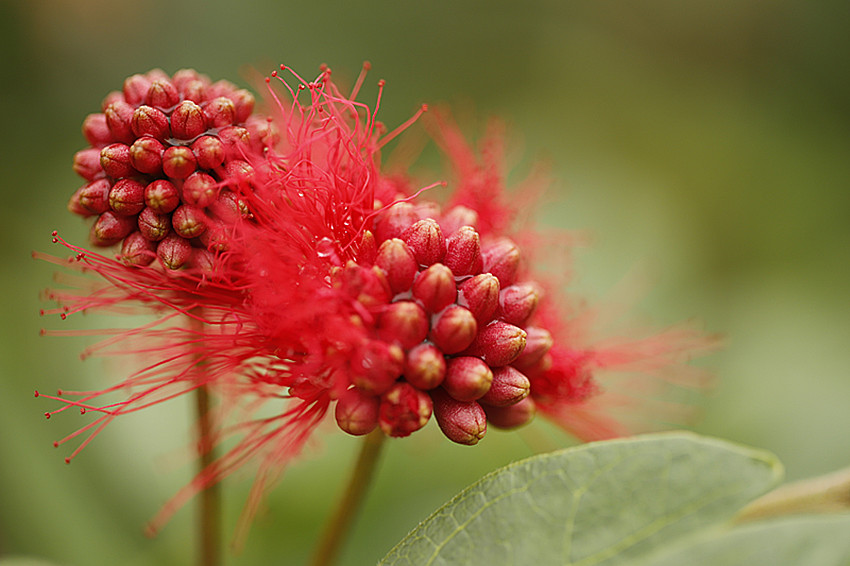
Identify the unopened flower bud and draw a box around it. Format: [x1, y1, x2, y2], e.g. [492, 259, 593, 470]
[137, 207, 170, 241]
[231, 89, 255, 123]
[218, 126, 249, 149]
[431, 388, 487, 445]
[480, 366, 530, 407]
[378, 301, 429, 349]
[73, 148, 103, 181]
[378, 382, 432, 438]
[512, 327, 553, 370]
[191, 135, 225, 170]
[129, 137, 164, 174]
[122, 73, 151, 105]
[208, 189, 247, 223]
[458, 273, 500, 323]
[483, 396, 536, 429]
[108, 178, 146, 216]
[82, 113, 112, 147]
[482, 238, 520, 287]
[357, 230, 377, 265]
[104, 101, 136, 144]
[499, 283, 541, 326]
[172, 69, 208, 93]
[375, 202, 417, 242]
[190, 248, 216, 273]
[145, 78, 179, 110]
[99, 143, 136, 179]
[131, 105, 169, 140]
[412, 263, 456, 313]
[144, 179, 180, 213]
[182, 171, 219, 208]
[171, 205, 207, 238]
[441, 205, 479, 234]
[465, 321, 527, 367]
[67, 187, 89, 216]
[205, 79, 238, 100]
[429, 305, 478, 354]
[222, 160, 255, 188]
[351, 340, 404, 395]
[403, 343, 446, 390]
[77, 178, 111, 214]
[444, 226, 482, 276]
[335, 389, 380, 436]
[181, 80, 207, 103]
[340, 262, 392, 307]
[157, 234, 192, 269]
[162, 146, 197, 179]
[402, 218, 446, 266]
[204, 96, 236, 127]
[91, 211, 135, 246]
[246, 116, 280, 152]
[100, 91, 123, 112]
[443, 357, 493, 402]
[198, 220, 228, 251]
[170, 100, 207, 140]
[375, 238, 418, 294]
[120, 231, 156, 266]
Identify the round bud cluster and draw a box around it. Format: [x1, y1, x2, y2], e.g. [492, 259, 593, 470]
[67, 69, 274, 269]
[334, 201, 552, 445]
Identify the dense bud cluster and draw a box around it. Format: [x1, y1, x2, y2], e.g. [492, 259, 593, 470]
[333, 201, 547, 445]
[67, 69, 271, 269]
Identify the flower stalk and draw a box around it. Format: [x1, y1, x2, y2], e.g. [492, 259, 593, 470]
[309, 430, 387, 566]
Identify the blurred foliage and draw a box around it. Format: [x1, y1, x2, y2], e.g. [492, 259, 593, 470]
[1, 1, 848, 564]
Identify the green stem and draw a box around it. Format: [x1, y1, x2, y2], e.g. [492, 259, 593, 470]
[196, 384, 221, 566]
[309, 430, 387, 566]
[736, 465, 850, 523]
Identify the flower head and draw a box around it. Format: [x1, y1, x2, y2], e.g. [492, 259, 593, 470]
[38, 63, 715, 535]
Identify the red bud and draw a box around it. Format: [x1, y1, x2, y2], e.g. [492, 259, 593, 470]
[465, 321, 527, 367]
[162, 146, 197, 179]
[458, 273, 500, 323]
[131, 105, 169, 140]
[90, 211, 135, 246]
[335, 389, 380, 436]
[82, 113, 112, 147]
[191, 135, 225, 169]
[444, 226, 482, 276]
[440, 205, 479, 235]
[72, 148, 104, 181]
[402, 218, 446, 266]
[377, 301, 429, 349]
[77, 179, 111, 214]
[375, 202, 417, 242]
[512, 327, 553, 371]
[99, 143, 136, 179]
[129, 137, 164, 174]
[403, 343, 446, 390]
[479, 366, 530, 407]
[484, 396, 536, 429]
[482, 238, 520, 287]
[182, 171, 219, 208]
[120, 231, 156, 266]
[104, 101, 135, 144]
[429, 305, 478, 355]
[144, 179, 180, 213]
[171, 205, 207, 238]
[378, 382, 432, 438]
[137, 207, 170, 241]
[499, 283, 541, 326]
[108, 178, 145, 216]
[157, 234, 192, 269]
[443, 357, 493, 402]
[145, 79, 179, 110]
[204, 97, 236, 127]
[122, 73, 151, 105]
[412, 263, 456, 313]
[351, 340, 404, 395]
[231, 89, 255, 123]
[170, 100, 207, 140]
[431, 388, 487, 445]
[375, 238, 418, 294]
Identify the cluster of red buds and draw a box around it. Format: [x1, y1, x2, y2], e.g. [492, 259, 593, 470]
[66, 69, 273, 269]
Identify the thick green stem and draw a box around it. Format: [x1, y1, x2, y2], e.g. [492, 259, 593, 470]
[309, 430, 387, 566]
[736, 465, 850, 523]
[196, 384, 221, 566]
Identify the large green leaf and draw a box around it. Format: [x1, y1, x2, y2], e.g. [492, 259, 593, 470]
[380, 433, 781, 566]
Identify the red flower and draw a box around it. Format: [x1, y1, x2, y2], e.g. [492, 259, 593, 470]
[38, 63, 715, 534]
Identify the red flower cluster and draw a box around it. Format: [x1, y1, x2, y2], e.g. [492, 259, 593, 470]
[38, 64, 713, 531]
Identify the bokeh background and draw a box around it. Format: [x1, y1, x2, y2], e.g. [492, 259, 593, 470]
[2, 1, 848, 564]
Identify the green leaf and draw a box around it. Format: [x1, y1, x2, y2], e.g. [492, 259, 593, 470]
[380, 432, 781, 566]
[642, 515, 850, 566]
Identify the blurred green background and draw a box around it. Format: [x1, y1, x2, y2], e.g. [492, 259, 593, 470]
[2, 1, 849, 564]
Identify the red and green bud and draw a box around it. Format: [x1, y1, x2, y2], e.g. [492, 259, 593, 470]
[377, 301, 429, 349]
[129, 137, 164, 174]
[512, 327, 553, 371]
[458, 273, 500, 323]
[122, 73, 151, 105]
[77, 179, 111, 214]
[162, 146, 197, 179]
[108, 178, 146, 216]
[218, 126, 249, 150]
[120, 231, 156, 266]
[137, 207, 170, 241]
[375, 238, 418, 294]
[403, 343, 446, 390]
[402, 218, 446, 266]
[131, 105, 170, 140]
[431, 388, 487, 445]
[429, 305, 478, 354]
[171, 205, 207, 239]
[191, 135, 225, 170]
[443, 356, 493, 402]
[198, 220, 228, 251]
[444, 226, 483, 276]
[482, 238, 520, 287]
[375, 202, 417, 242]
[104, 101, 135, 144]
[499, 283, 541, 326]
[99, 143, 136, 179]
[82, 113, 112, 147]
[204, 97, 236, 127]
[91, 211, 135, 246]
[182, 171, 219, 208]
[351, 340, 404, 395]
[209, 189, 247, 223]
[356, 230, 377, 266]
[73, 148, 104, 181]
[145, 78, 179, 110]
[157, 234, 192, 269]
[144, 179, 180, 213]
[170, 100, 207, 140]
[440, 205, 479, 235]
[335, 388, 380, 436]
[231, 89, 255, 123]
[412, 263, 456, 313]
[479, 366, 530, 407]
[190, 248, 216, 273]
[67, 187, 89, 216]
[378, 382, 432, 438]
[339, 262, 392, 307]
[465, 320, 527, 367]
[483, 396, 536, 430]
